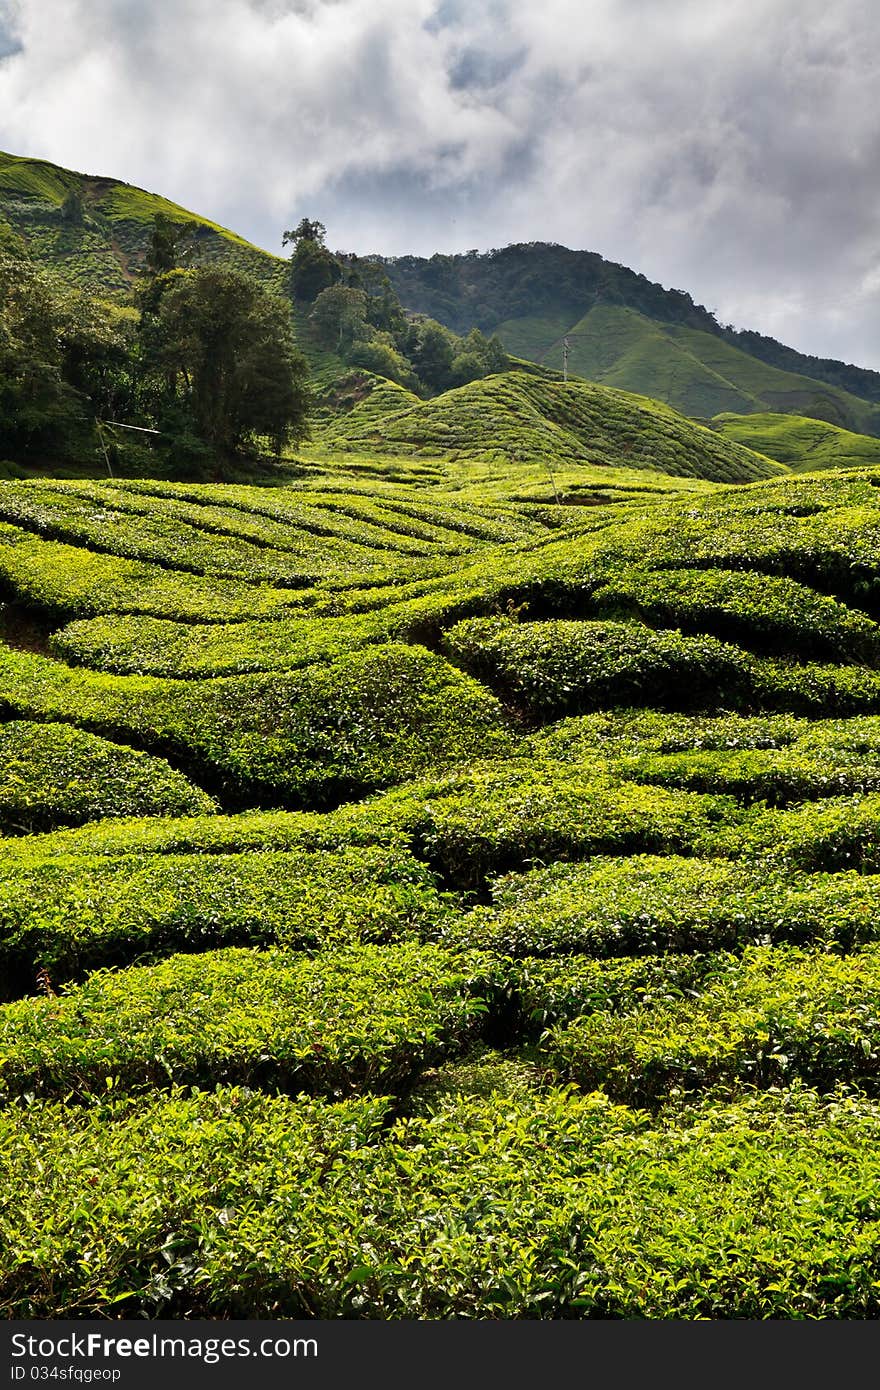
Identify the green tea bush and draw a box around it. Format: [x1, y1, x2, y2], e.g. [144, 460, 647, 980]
[0, 525, 301, 621]
[591, 567, 880, 664]
[721, 794, 880, 871]
[0, 843, 447, 987]
[509, 953, 717, 1031]
[0, 943, 498, 1099]
[547, 944, 880, 1102]
[444, 616, 754, 718]
[0, 721, 215, 832]
[51, 611, 386, 677]
[0, 643, 511, 804]
[367, 763, 735, 888]
[3, 1085, 880, 1316]
[453, 855, 880, 957]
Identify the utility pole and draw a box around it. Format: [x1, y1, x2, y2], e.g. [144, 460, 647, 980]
[562, 336, 569, 384]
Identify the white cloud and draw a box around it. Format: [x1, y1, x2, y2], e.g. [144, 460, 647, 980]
[1, 0, 878, 367]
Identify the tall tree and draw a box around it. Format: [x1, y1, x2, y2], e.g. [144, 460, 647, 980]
[153, 266, 311, 457]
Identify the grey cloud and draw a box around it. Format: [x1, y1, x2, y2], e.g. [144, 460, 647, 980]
[0, 0, 878, 366]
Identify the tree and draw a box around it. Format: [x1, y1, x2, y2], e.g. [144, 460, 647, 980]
[153, 267, 311, 457]
[0, 254, 81, 459]
[145, 214, 201, 277]
[287, 238, 342, 303]
[408, 318, 456, 393]
[282, 218, 326, 249]
[308, 285, 368, 352]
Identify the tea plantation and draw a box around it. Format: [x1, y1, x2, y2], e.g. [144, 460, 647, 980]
[6, 459, 880, 1317]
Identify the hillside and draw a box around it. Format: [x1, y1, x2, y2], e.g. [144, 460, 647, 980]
[5, 460, 880, 1315]
[711, 412, 880, 472]
[383, 244, 880, 436]
[0, 150, 283, 293]
[318, 369, 783, 484]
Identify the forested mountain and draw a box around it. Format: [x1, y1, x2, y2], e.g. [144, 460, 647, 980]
[382, 244, 880, 434]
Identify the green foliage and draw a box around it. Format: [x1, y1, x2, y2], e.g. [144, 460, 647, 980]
[0, 943, 497, 1099]
[712, 412, 880, 472]
[149, 266, 311, 456]
[363, 762, 732, 889]
[0, 721, 215, 833]
[0, 641, 510, 803]
[0, 843, 444, 986]
[591, 566, 880, 664]
[547, 944, 880, 1102]
[4, 1085, 880, 1316]
[444, 615, 754, 717]
[456, 854, 880, 957]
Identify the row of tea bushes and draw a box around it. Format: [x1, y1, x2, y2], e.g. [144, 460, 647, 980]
[0, 843, 446, 989]
[444, 616, 755, 717]
[0, 944, 497, 1100]
[719, 794, 880, 872]
[447, 616, 880, 721]
[545, 944, 880, 1103]
[590, 566, 880, 664]
[51, 611, 389, 677]
[0, 642, 511, 804]
[362, 763, 734, 888]
[0, 721, 215, 833]
[3, 1085, 879, 1317]
[452, 854, 880, 957]
[0, 484, 429, 583]
[0, 525, 304, 622]
[613, 743, 880, 806]
[109, 476, 542, 548]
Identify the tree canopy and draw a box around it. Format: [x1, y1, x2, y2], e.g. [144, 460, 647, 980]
[151, 266, 311, 457]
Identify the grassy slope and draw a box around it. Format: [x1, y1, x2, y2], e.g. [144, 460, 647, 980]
[498, 304, 880, 435]
[318, 368, 783, 484]
[711, 411, 880, 472]
[0, 150, 283, 294]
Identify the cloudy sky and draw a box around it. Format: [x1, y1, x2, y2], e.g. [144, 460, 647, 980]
[1, 0, 879, 367]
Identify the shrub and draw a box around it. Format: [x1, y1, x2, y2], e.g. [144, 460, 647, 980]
[0, 642, 511, 804]
[591, 567, 880, 665]
[0, 721, 215, 833]
[0, 943, 498, 1099]
[451, 855, 880, 957]
[0, 843, 447, 988]
[444, 615, 754, 718]
[4, 1086, 880, 1316]
[546, 944, 880, 1103]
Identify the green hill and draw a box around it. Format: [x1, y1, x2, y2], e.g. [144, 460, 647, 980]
[319, 368, 783, 484]
[496, 305, 880, 435]
[383, 244, 880, 436]
[710, 412, 880, 472]
[0, 150, 283, 294]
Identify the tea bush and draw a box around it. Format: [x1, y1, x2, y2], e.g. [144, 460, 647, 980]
[0, 721, 215, 832]
[3, 1085, 880, 1317]
[547, 943, 880, 1102]
[453, 855, 880, 957]
[0, 843, 447, 987]
[0, 943, 498, 1099]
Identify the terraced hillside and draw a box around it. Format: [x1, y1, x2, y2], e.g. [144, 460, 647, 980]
[8, 460, 880, 1317]
[712, 412, 880, 472]
[0, 150, 282, 293]
[495, 305, 880, 436]
[320, 369, 783, 483]
[384, 244, 880, 438]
